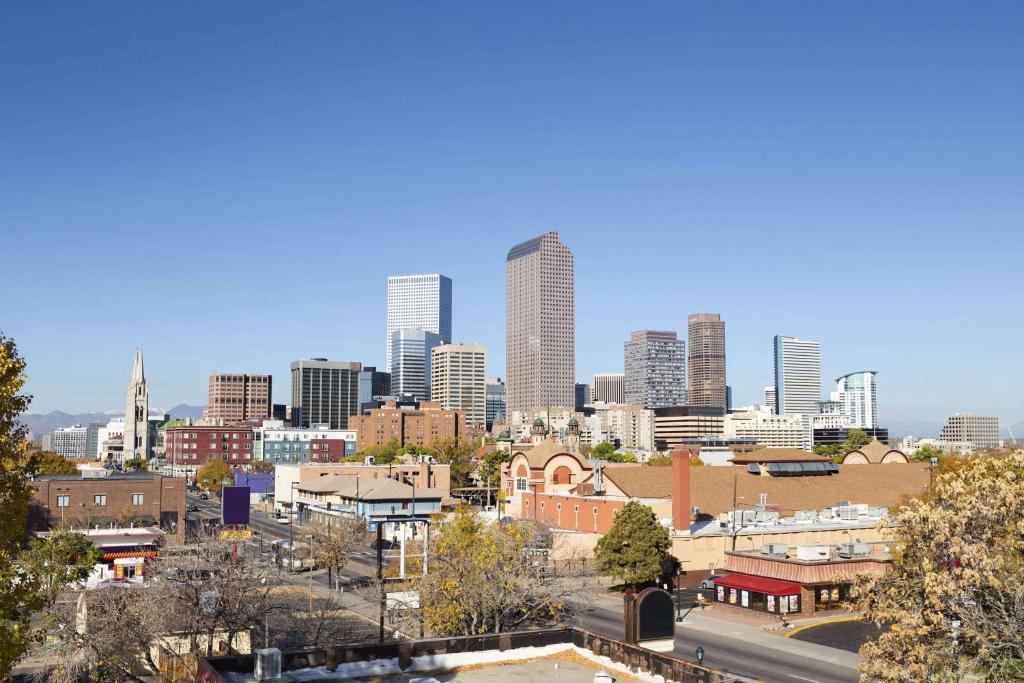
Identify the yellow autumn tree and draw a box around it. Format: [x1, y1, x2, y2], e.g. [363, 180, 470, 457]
[854, 450, 1024, 682]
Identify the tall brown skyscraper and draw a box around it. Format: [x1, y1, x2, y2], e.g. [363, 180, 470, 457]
[505, 231, 575, 413]
[687, 313, 726, 409]
[206, 373, 272, 424]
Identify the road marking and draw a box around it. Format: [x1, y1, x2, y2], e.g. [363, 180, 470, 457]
[785, 615, 860, 638]
[787, 676, 822, 682]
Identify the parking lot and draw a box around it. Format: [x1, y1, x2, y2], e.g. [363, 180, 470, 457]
[789, 618, 885, 653]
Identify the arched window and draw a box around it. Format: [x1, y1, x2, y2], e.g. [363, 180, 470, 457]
[552, 465, 572, 485]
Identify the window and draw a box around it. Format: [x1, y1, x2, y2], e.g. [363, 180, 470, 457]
[93, 495, 107, 506]
[57, 495, 69, 508]
[132, 493, 144, 506]
[515, 477, 528, 492]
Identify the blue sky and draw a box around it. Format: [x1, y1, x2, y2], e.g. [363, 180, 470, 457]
[2, 2, 1021, 429]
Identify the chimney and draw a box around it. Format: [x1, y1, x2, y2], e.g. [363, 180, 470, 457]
[671, 449, 692, 535]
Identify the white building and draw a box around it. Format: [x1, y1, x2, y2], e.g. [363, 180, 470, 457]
[430, 344, 487, 429]
[253, 421, 358, 463]
[52, 425, 88, 459]
[772, 336, 821, 416]
[391, 328, 442, 401]
[723, 407, 812, 450]
[591, 402, 655, 451]
[386, 273, 452, 372]
[763, 387, 776, 415]
[833, 371, 878, 429]
[624, 330, 686, 409]
[940, 413, 1000, 450]
[813, 400, 851, 430]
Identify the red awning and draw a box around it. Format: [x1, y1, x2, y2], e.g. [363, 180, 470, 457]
[102, 551, 159, 561]
[714, 573, 801, 596]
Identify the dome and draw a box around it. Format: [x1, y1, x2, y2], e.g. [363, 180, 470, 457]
[568, 415, 579, 426]
[497, 429, 512, 441]
[532, 417, 546, 427]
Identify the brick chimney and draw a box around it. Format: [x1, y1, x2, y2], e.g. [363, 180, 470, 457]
[671, 449, 692, 535]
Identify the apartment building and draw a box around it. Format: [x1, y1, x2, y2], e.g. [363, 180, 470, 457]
[430, 344, 487, 429]
[206, 373, 272, 423]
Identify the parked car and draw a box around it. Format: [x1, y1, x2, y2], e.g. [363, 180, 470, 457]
[275, 515, 291, 524]
[186, 504, 200, 512]
[700, 573, 729, 590]
[199, 493, 209, 500]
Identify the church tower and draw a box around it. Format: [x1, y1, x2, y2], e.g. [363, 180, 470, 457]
[123, 347, 150, 461]
[565, 415, 581, 454]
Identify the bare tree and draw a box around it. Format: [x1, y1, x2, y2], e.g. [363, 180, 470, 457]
[300, 516, 366, 590]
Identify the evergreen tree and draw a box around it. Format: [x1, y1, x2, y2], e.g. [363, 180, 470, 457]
[594, 500, 671, 587]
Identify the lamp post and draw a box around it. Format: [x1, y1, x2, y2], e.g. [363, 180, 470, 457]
[289, 481, 298, 568]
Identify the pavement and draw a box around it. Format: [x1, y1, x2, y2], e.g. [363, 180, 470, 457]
[786, 617, 884, 653]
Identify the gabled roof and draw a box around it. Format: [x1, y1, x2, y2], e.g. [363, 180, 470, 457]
[601, 466, 673, 499]
[729, 448, 830, 464]
[298, 474, 443, 501]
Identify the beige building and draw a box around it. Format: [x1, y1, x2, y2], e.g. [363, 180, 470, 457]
[687, 313, 726, 409]
[350, 400, 464, 449]
[431, 344, 487, 428]
[274, 461, 452, 514]
[205, 373, 272, 424]
[505, 231, 575, 413]
[723, 406, 812, 450]
[940, 413, 1000, 450]
[591, 373, 625, 404]
[653, 406, 725, 451]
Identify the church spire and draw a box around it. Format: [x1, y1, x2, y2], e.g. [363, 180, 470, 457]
[131, 346, 145, 382]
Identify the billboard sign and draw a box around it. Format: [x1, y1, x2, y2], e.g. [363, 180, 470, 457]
[221, 486, 251, 526]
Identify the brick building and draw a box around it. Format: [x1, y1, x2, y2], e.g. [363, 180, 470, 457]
[349, 400, 464, 449]
[205, 373, 272, 423]
[164, 425, 254, 474]
[30, 471, 186, 545]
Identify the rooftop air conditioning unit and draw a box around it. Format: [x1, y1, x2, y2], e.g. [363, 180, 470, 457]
[760, 543, 789, 557]
[254, 648, 282, 682]
[363, 455, 376, 466]
[837, 543, 871, 559]
[795, 510, 817, 522]
[796, 545, 830, 561]
[838, 506, 859, 521]
[419, 455, 436, 465]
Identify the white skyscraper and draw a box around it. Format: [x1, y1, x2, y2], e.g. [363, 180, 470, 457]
[386, 274, 452, 371]
[772, 336, 821, 416]
[123, 347, 150, 460]
[832, 371, 878, 429]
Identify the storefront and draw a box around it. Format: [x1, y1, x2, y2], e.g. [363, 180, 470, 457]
[713, 573, 801, 615]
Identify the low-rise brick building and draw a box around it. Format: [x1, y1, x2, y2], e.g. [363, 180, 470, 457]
[164, 425, 253, 474]
[350, 400, 464, 449]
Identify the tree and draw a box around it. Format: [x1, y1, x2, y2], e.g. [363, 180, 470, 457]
[476, 449, 510, 505]
[647, 455, 672, 467]
[429, 437, 478, 487]
[812, 443, 844, 461]
[911, 444, 947, 463]
[196, 458, 232, 495]
[301, 517, 365, 590]
[854, 450, 1024, 682]
[123, 456, 149, 472]
[19, 529, 102, 604]
[591, 442, 617, 459]
[842, 428, 872, 453]
[359, 438, 401, 465]
[594, 500, 670, 587]
[250, 460, 275, 474]
[27, 450, 78, 475]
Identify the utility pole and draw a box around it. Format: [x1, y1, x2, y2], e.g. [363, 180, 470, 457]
[377, 523, 385, 642]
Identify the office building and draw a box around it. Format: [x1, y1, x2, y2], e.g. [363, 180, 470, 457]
[653, 406, 726, 451]
[592, 403, 656, 451]
[85, 423, 103, 459]
[813, 400, 851, 430]
[940, 413, 1000, 450]
[52, 426, 88, 459]
[764, 387, 777, 414]
[290, 359, 362, 430]
[205, 373, 272, 424]
[773, 336, 822, 416]
[723, 407, 813, 451]
[390, 328, 442, 400]
[430, 344, 487, 428]
[358, 366, 392, 413]
[485, 378, 507, 431]
[349, 400, 464, 449]
[505, 231, 575, 413]
[123, 348, 150, 460]
[833, 371, 878, 429]
[591, 373, 625, 404]
[574, 383, 590, 412]
[814, 427, 890, 446]
[687, 313, 727, 409]
[386, 273, 452, 371]
[623, 330, 686, 409]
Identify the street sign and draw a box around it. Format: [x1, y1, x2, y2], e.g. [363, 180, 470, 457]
[220, 529, 252, 541]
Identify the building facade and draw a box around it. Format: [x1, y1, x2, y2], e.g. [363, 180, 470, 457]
[624, 330, 686, 409]
[723, 407, 813, 450]
[253, 422, 356, 464]
[349, 400, 465, 449]
[205, 373, 272, 423]
[52, 425, 88, 459]
[390, 328, 442, 400]
[358, 366, 392, 413]
[574, 383, 589, 412]
[430, 344, 487, 429]
[653, 406, 726, 451]
[164, 425, 254, 472]
[505, 231, 575, 413]
[485, 378, 507, 431]
[591, 373, 625, 405]
[123, 348, 150, 460]
[386, 273, 452, 371]
[290, 358, 362, 429]
[773, 336, 822, 417]
[833, 371, 878, 429]
[594, 403, 655, 451]
[687, 313, 726, 409]
[940, 413, 1000, 450]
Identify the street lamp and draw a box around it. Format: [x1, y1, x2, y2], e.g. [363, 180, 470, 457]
[289, 481, 298, 565]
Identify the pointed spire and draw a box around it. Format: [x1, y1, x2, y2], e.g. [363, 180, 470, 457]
[131, 346, 145, 383]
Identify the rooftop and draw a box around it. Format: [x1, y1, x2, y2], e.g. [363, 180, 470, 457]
[728, 448, 832, 464]
[35, 471, 164, 481]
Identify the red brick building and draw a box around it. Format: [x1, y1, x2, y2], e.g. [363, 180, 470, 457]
[165, 425, 253, 473]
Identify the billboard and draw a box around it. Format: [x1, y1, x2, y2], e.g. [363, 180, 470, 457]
[221, 486, 251, 526]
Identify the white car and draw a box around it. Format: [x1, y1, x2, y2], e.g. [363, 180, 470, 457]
[275, 516, 291, 524]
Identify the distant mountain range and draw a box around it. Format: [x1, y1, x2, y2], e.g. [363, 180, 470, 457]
[20, 404, 206, 438]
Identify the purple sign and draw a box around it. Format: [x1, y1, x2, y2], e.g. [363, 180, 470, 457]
[221, 486, 251, 526]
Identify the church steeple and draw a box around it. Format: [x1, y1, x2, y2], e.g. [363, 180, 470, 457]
[123, 347, 150, 462]
[131, 346, 145, 383]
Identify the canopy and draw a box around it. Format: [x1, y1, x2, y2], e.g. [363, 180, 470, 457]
[714, 573, 801, 596]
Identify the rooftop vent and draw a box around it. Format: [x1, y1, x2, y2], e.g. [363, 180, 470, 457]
[838, 543, 871, 559]
[81, 469, 110, 479]
[760, 543, 789, 558]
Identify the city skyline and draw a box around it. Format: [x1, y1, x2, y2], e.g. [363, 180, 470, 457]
[2, 3, 1022, 427]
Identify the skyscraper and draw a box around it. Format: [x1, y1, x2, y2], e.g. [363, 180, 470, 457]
[358, 366, 392, 412]
[390, 328, 442, 400]
[687, 313, 726, 409]
[386, 274, 452, 371]
[773, 336, 822, 416]
[123, 347, 150, 460]
[205, 373, 272, 424]
[591, 373, 625, 404]
[486, 378, 507, 431]
[431, 343, 487, 428]
[574, 383, 590, 412]
[505, 231, 575, 413]
[624, 330, 686, 409]
[290, 359, 362, 429]
[833, 371, 878, 429]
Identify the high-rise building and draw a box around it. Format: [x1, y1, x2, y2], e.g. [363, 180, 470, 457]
[591, 373, 625, 404]
[205, 373, 272, 424]
[85, 422, 104, 459]
[123, 348, 150, 460]
[52, 425, 88, 459]
[290, 359, 362, 430]
[391, 328, 442, 400]
[358, 366, 392, 413]
[386, 274, 452, 371]
[832, 371, 878, 429]
[773, 336, 822, 416]
[687, 313, 727, 409]
[653, 406, 726, 451]
[763, 386, 777, 414]
[430, 344, 487, 428]
[486, 378, 507, 431]
[505, 231, 575, 413]
[574, 383, 590, 412]
[940, 413, 1000, 450]
[624, 330, 686, 409]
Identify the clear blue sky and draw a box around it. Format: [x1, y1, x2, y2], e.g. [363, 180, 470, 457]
[2, 2, 1021, 429]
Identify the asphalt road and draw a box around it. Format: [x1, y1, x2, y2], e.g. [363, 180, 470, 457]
[789, 619, 883, 653]
[572, 596, 860, 683]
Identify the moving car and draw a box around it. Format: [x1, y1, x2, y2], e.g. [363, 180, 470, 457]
[700, 573, 729, 590]
[275, 515, 291, 524]
[199, 493, 209, 500]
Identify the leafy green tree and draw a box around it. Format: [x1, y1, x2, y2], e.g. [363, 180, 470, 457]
[359, 438, 401, 464]
[911, 444, 947, 463]
[27, 450, 78, 475]
[20, 529, 102, 604]
[842, 428, 872, 452]
[812, 443, 844, 460]
[591, 442, 617, 459]
[123, 457, 149, 472]
[196, 458, 232, 495]
[429, 437, 478, 487]
[594, 500, 671, 587]
[647, 455, 672, 467]
[476, 449, 510, 505]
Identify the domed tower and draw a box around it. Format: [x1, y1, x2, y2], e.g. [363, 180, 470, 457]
[565, 415, 581, 454]
[496, 428, 513, 454]
[531, 416, 548, 444]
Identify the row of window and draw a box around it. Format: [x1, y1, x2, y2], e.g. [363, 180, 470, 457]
[56, 493, 144, 507]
